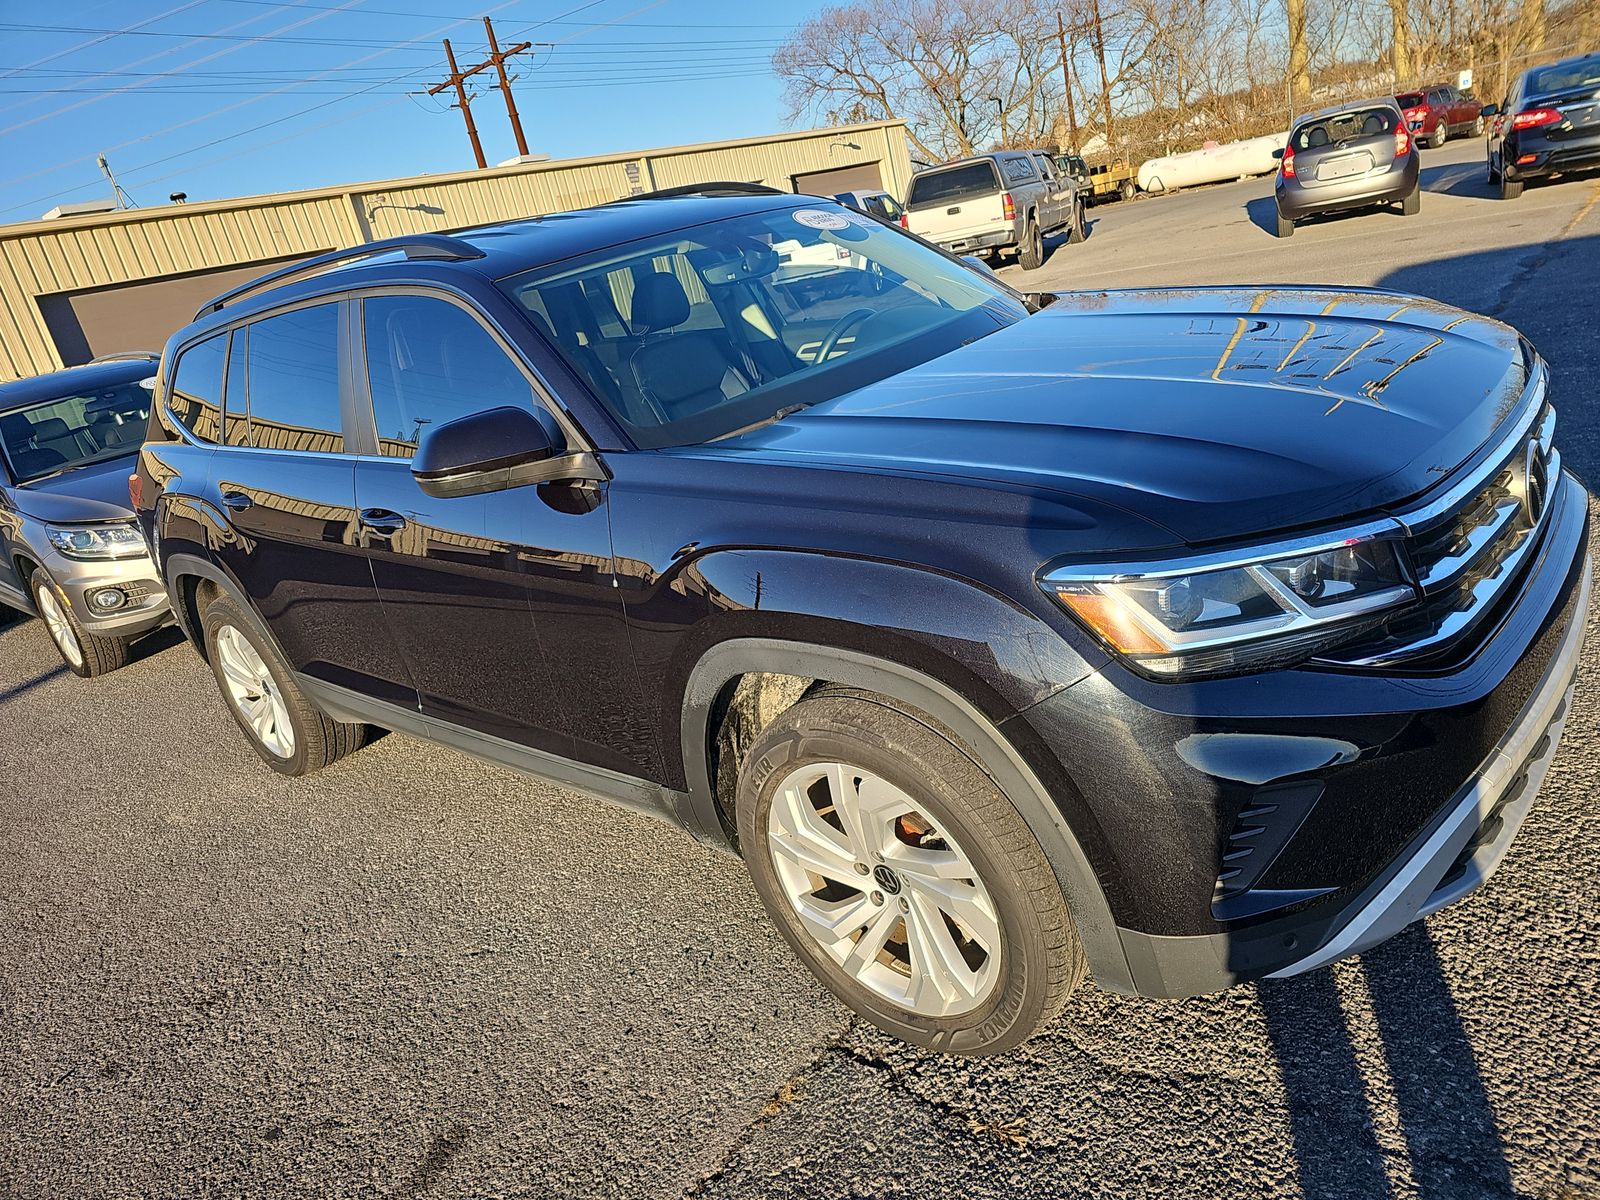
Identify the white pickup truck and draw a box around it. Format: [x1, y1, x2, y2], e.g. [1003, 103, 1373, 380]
[904, 150, 1084, 269]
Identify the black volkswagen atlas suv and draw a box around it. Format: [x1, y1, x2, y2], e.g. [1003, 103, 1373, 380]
[133, 188, 1590, 1055]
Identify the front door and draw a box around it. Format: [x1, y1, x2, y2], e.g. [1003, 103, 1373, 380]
[353, 292, 639, 772]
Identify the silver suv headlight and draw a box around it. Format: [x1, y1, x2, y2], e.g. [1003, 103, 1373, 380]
[1041, 530, 1417, 678]
[45, 523, 148, 561]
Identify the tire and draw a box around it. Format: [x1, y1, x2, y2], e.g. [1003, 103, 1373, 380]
[1472, 115, 1485, 137]
[199, 591, 365, 776]
[1275, 209, 1295, 238]
[1018, 219, 1044, 270]
[1488, 153, 1501, 184]
[1432, 122, 1447, 149]
[737, 689, 1086, 1055]
[1119, 179, 1137, 202]
[29, 567, 132, 678]
[1402, 185, 1421, 216]
[1501, 174, 1524, 200]
[1067, 199, 1086, 244]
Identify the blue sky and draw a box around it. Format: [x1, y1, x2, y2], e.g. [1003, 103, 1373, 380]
[0, 0, 825, 223]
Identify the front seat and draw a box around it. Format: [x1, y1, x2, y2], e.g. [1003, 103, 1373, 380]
[628, 271, 752, 421]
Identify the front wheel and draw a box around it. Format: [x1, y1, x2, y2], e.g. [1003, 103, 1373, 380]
[200, 592, 365, 775]
[30, 567, 132, 677]
[737, 690, 1086, 1055]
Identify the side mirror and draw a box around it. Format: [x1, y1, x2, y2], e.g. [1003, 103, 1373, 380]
[1270, 148, 1285, 160]
[1480, 103, 1500, 117]
[411, 406, 571, 498]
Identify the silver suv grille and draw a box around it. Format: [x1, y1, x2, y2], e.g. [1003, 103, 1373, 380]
[1325, 382, 1558, 667]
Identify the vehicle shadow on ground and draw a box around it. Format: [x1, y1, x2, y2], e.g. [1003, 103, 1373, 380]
[1257, 923, 1516, 1197]
[1420, 157, 1497, 198]
[0, 662, 68, 703]
[1243, 194, 1418, 238]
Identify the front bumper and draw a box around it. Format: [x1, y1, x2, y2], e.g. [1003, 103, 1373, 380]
[1014, 469, 1590, 997]
[39, 544, 170, 637]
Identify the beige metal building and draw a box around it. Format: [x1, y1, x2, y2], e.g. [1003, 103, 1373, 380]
[0, 119, 912, 382]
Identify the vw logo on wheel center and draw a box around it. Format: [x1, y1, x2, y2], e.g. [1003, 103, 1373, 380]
[872, 864, 902, 895]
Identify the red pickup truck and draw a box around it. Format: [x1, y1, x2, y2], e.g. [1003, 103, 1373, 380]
[1396, 83, 1486, 147]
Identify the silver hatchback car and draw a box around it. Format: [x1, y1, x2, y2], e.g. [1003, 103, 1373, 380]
[0, 355, 170, 675]
[1273, 99, 1422, 236]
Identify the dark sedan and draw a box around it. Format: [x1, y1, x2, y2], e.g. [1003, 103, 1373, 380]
[1273, 98, 1421, 236]
[1486, 52, 1600, 199]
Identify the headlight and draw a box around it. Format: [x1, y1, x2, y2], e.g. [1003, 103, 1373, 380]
[1041, 536, 1416, 678]
[45, 523, 148, 561]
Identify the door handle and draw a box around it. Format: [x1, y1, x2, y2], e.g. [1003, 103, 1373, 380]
[219, 490, 253, 511]
[358, 508, 408, 536]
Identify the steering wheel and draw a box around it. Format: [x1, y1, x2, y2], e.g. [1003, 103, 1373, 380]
[813, 308, 877, 365]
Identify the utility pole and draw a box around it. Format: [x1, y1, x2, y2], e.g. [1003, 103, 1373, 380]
[1056, 11, 1081, 152]
[1090, 0, 1116, 151]
[428, 38, 487, 169]
[481, 16, 534, 159]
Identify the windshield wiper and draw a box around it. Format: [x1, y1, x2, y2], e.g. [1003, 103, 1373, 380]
[710, 402, 813, 442]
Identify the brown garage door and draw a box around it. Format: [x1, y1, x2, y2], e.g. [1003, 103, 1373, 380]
[37, 254, 318, 365]
[790, 164, 884, 200]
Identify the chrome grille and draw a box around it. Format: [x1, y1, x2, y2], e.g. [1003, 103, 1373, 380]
[1325, 385, 1558, 668]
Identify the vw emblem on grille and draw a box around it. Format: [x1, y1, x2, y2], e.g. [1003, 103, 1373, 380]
[1522, 440, 1548, 523]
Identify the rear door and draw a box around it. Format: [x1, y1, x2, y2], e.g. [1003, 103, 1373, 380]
[205, 300, 416, 706]
[904, 161, 1005, 245]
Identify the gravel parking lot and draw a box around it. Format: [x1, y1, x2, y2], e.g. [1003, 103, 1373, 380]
[3, 137, 1597, 1199]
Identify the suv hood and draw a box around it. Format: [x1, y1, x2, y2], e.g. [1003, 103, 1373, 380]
[722, 286, 1533, 545]
[9, 454, 139, 523]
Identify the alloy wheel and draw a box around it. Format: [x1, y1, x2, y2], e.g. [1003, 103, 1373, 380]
[214, 624, 295, 758]
[765, 761, 1002, 1017]
[36, 584, 83, 669]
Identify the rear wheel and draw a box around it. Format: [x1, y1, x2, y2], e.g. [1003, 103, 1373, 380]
[1401, 186, 1421, 216]
[1472, 114, 1485, 137]
[1119, 179, 1137, 202]
[30, 567, 132, 678]
[1501, 174, 1524, 200]
[1431, 122, 1448, 148]
[1275, 209, 1295, 238]
[737, 690, 1085, 1055]
[1488, 153, 1501, 184]
[200, 592, 365, 776]
[1018, 219, 1044, 269]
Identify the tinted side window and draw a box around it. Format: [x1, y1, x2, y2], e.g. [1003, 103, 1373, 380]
[243, 304, 344, 453]
[167, 333, 226, 444]
[362, 295, 535, 458]
[223, 329, 250, 447]
[1002, 157, 1037, 184]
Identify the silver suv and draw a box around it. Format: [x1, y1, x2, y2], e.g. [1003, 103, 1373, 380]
[0, 355, 170, 675]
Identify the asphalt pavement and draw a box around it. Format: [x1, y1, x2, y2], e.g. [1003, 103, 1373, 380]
[3, 137, 1598, 1199]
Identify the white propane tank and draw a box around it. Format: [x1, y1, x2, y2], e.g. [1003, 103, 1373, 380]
[1137, 131, 1289, 194]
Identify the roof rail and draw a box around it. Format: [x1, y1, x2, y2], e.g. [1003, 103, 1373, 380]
[194, 233, 486, 319]
[613, 181, 789, 203]
[88, 350, 159, 364]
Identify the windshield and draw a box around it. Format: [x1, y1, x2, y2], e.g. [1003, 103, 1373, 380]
[0, 379, 152, 483]
[905, 162, 1001, 210]
[1527, 55, 1600, 98]
[498, 203, 1026, 449]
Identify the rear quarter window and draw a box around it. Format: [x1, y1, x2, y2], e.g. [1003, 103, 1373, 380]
[906, 162, 1002, 210]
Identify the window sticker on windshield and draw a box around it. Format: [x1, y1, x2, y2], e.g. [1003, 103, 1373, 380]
[792, 208, 851, 230]
[137, 377, 155, 390]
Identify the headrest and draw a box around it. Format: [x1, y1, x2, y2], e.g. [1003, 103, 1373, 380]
[632, 271, 690, 334]
[1362, 114, 1384, 135]
[1307, 126, 1330, 147]
[31, 416, 71, 439]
